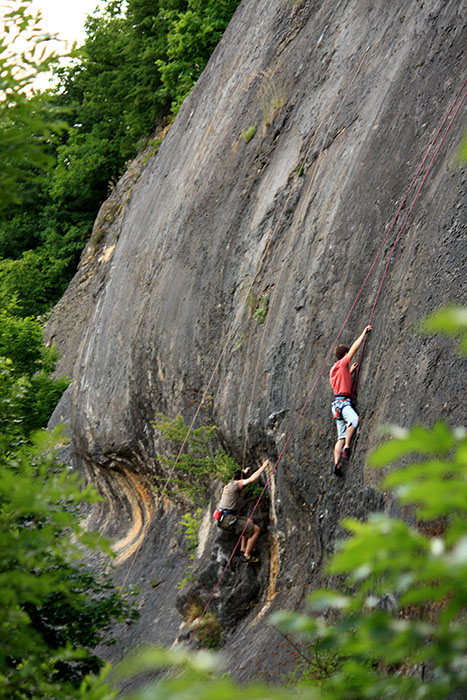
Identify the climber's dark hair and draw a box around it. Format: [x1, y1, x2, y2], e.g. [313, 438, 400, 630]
[233, 467, 250, 480]
[334, 344, 349, 360]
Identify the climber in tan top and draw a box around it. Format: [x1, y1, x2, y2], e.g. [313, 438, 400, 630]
[217, 459, 271, 563]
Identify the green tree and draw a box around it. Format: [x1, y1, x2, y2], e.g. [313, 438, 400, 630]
[0, 294, 139, 700]
[0, 299, 69, 437]
[0, 0, 68, 213]
[156, 0, 240, 113]
[0, 427, 138, 699]
[0, 0, 241, 317]
[48, 0, 187, 219]
[0, 250, 71, 318]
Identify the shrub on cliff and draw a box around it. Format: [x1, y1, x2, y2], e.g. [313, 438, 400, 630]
[155, 413, 238, 501]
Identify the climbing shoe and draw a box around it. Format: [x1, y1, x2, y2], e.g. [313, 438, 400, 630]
[342, 446, 351, 460]
[334, 464, 344, 477]
[241, 554, 259, 563]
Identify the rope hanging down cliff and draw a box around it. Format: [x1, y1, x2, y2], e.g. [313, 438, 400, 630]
[352, 73, 467, 399]
[187, 74, 467, 646]
[239, 46, 370, 469]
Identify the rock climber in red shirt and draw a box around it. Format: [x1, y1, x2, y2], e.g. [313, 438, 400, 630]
[330, 325, 371, 477]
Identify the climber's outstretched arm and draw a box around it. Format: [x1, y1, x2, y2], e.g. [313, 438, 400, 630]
[239, 459, 270, 489]
[348, 325, 372, 361]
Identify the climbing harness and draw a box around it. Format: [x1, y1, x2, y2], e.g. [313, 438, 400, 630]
[212, 507, 237, 527]
[332, 394, 353, 420]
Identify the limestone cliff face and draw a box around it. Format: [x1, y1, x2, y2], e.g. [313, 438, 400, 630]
[46, 0, 466, 680]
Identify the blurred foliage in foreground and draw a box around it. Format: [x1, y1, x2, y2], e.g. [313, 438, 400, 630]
[0, 426, 139, 699]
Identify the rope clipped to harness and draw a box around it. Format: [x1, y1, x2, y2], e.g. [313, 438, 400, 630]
[332, 395, 352, 419]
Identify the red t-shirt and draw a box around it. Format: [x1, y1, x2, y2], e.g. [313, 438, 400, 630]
[330, 354, 352, 396]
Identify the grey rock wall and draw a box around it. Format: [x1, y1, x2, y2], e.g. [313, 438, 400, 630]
[46, 0, 466, 681]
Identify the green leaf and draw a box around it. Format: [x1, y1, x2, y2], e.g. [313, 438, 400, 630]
[308, 590, 352, 612]
[269, 610, 319, 636]
[114, 645, 222, 678]
[370, 422, 456, 466]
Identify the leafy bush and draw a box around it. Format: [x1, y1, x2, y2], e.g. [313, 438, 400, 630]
[177, 508, 203, 589]
[179, 508, 204, 554]
[184, 604, 224, 649]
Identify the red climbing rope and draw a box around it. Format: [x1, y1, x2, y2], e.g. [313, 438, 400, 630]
[352, 75, 467, 398]
[240, 47, 370, 469]
[188, 74, 467, 646]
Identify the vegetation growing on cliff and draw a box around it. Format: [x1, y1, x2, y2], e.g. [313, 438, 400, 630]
[155, 413, 238, 501]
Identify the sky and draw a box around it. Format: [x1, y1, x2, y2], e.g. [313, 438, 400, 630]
[30, 0, 103, 48]
[23, 0, 105, 90]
